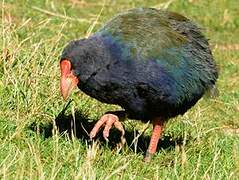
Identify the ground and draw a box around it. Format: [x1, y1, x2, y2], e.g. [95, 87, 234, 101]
[0, 0, 239, 179]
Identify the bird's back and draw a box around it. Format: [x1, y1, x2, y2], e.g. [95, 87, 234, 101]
[97, 8, 208, 59]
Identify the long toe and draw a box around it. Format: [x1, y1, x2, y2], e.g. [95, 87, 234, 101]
[144, 152, 153, 162]
[103, 114, 119, 140]
[89, 115, 109, 139]
[90, 113, 121, 140]
[114, 120, 126, 149]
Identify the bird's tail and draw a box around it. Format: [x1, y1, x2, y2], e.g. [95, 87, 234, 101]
[204, 84, 219, 98]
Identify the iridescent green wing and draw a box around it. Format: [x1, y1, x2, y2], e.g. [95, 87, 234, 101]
[96, 8, 188, 66]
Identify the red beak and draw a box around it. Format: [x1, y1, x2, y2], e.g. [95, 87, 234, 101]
[60, 59, 79, 100]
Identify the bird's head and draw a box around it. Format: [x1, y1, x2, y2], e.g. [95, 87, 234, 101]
[60, 38, 107, 100]
[60, 39, 87, 100]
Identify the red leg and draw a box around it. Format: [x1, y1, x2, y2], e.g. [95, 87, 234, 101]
[144, 117, 164, 162]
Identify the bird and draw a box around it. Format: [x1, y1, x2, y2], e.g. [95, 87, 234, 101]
[59, 8, 218, 162]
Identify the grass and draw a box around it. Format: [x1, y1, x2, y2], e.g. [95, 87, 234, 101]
[0, 0, 239, 179]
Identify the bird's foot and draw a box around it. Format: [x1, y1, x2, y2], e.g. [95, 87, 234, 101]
[89, 113, 126, 146]
[144, 152, 154, 162]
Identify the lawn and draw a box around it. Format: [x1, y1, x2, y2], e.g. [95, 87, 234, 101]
[0, 0, 239, 179]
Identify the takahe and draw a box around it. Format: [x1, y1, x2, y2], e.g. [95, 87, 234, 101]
[60, 8, 218, 161]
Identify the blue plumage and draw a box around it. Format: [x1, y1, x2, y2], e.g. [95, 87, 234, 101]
[61, 8, 218, 121]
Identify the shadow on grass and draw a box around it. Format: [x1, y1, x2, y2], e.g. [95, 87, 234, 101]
[29, 104, 185, 154]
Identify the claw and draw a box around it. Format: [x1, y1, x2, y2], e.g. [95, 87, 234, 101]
[89, 113, 125, 147]
[102, 114, 118, 140]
